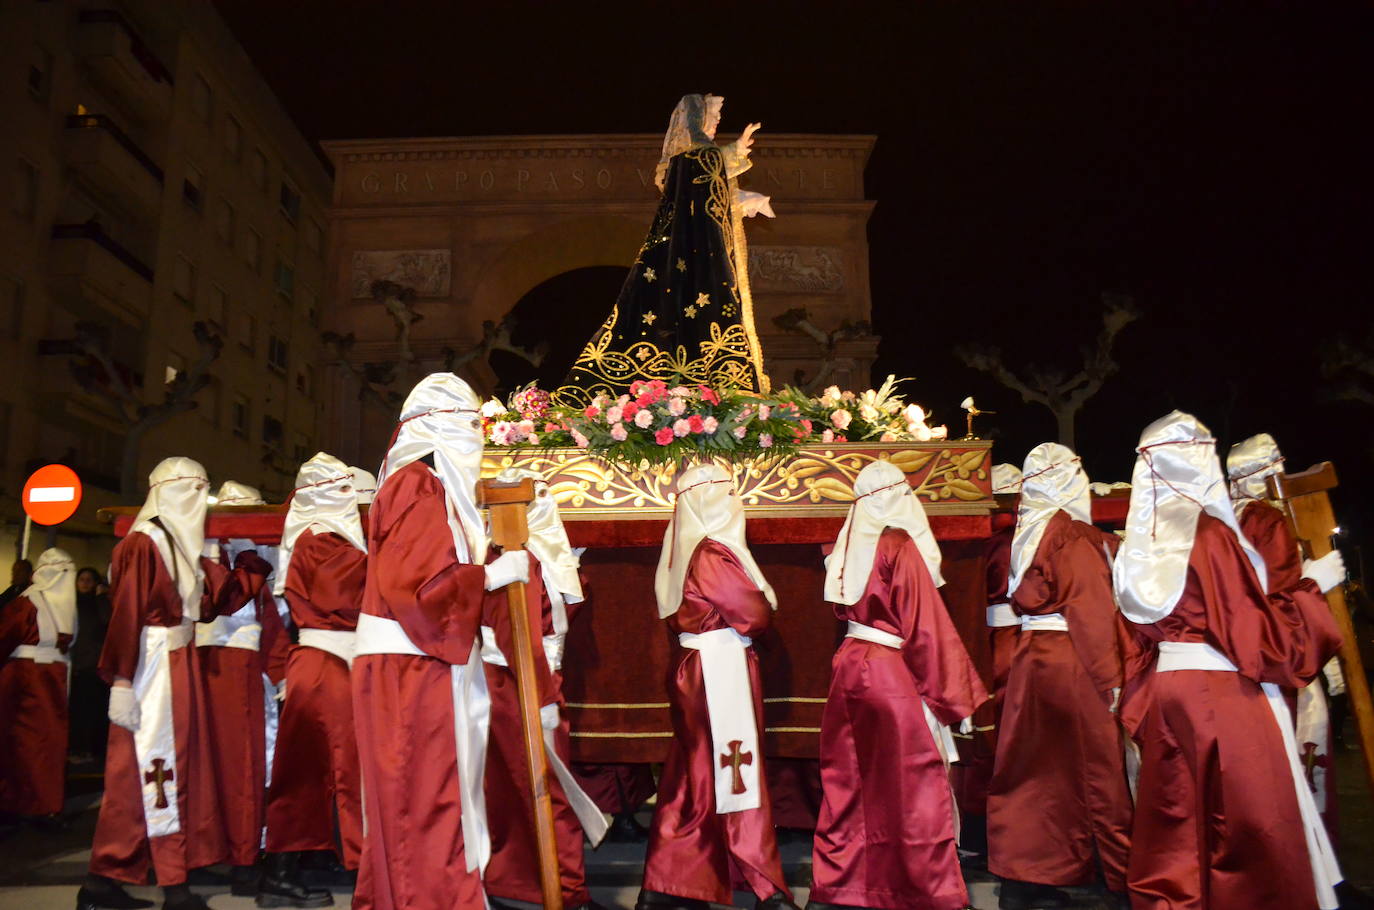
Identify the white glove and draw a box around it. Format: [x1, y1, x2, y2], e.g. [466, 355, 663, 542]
[1110, 687, 1122, 714]
[274, 681, 287, 703]
[109, 684, 140, 732]
[1302, 550, 1346, 594]
[1323, 657, 1346, 696]
[958, 716, 974, 735]
[484, 550, 531, 591]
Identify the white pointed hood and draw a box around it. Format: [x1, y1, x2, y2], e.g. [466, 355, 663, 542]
[275, 453, 366, 595]
[1009, 443, 1093, 596]
[131, 456, 210, 618]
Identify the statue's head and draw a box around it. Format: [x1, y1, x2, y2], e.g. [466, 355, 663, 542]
[702, 94, 723, 139]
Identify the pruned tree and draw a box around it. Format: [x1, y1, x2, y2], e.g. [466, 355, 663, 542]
[321, 331, 403, 410]
[1324, 327, 1374, 407]
[440, 317, 549, 379]
[957, 293, 1139, 449]
[772, 307, 873, 393]
[50, 319, 223, 497]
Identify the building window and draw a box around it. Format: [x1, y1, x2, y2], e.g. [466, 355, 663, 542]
[250, 149, 268, 192]
[302, 287, 318, 327]
[214, 198, 235, 245]
[267, 334, 288, 373]
[200, 380, 220, 426]
[192, 73, 212, 125]
[292, 433, 311, 465]
[208, 284, 228, 328]
[262, 414, 284, 448]
[236, 312, 257, 352]
[245, 227, 262, 273]
[232, 394, 249, 438]
[14, 159, 39, 221]
[28, 47, 52, 103]
[274, 258, 295, 298]
[172, 255, 196, 306]
[183, 164, 204, 212]
[304, 218, 323, 255]
[295, 364, 313, 396]
[1, 275, 24, 338]
[279, 180, 302, 222]
[225, 115, 242, 162]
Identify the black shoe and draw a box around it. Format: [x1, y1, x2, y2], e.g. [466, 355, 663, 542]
[76, 877, 155, 910]
[998, 880, 1074, 910]
[567, 903, 609, 910]
[606, 812, 650, 843]
[230, 863, 261, 897]
[256, 853, 333, 908]
[756, 893, 799, 910]
[161, 893, 211, 910]
[634, 890, 710, 910]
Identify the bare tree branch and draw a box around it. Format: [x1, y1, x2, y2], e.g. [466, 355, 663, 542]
[772, 307, 872, 393]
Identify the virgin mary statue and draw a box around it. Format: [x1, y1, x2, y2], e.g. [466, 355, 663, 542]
[555, 94, 773, 407]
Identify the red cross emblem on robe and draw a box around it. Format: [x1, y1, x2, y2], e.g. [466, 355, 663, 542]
[719, 740, 753, 795]
[145, 758, 174, 809]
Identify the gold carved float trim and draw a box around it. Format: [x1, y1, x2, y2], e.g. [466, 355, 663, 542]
[481, 441, 994, 519]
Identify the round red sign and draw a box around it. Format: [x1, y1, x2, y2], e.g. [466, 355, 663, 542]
[22, 464, 83, 526]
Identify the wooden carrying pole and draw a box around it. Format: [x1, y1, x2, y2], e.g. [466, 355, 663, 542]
[477, 476, 563, 910]
[1269, 462, 1374, 797]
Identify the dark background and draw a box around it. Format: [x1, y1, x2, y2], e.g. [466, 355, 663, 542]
[213, 1, 1374, 557]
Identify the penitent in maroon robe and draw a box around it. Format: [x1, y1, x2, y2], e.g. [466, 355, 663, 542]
[482, 556, 592, 906]
[0, 596, 73, 815]
[1120, 513, 1342, 910]
[985, 522, 1018, 715]
[265, 528, 366, 867]
[352, 462, 490, 910]
[89, 534, 269, 886]
[641, 539, 789, 905]
[195, 581, 289, 866]
[810, 528, 988, 910]
[986, 510, 1134, 891]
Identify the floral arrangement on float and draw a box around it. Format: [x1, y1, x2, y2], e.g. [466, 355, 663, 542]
[479, 375, 948, 468]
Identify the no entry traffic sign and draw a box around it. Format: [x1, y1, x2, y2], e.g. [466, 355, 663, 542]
[22, 464, 83, 526]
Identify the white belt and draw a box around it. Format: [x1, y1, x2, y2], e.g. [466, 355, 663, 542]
[476, 625, 567, 675]
[353, 613, 491, 874]
[679, 628, 760, 813]
[1020, 612, 1069, 632]
[986, 603, 1019, 628]
[132, 621, 194, 838]
[10, 644, 67, 664]
[844, 620, 903, 649]
[298, 628, 356, 667]
[1154, 640, 1341, 908]
[196, 601, 262, 651]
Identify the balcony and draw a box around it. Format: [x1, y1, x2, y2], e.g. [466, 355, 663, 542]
[48, 223, 154, 327]
[64, 114, 164, 221]
[74, 10, 174, 125]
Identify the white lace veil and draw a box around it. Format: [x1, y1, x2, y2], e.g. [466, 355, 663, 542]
[655, 93, 719, 191]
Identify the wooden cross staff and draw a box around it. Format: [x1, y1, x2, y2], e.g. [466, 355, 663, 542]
[476, 476, 563, 910]
[1268, 462, 1374, 796]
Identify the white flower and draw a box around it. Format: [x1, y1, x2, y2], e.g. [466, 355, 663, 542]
[859, 403, 880, 423]
[930, 425, 949, 439]
[480, 397, 506, 418]
[903, 403, 927, 426]
[634, 409, 654, 428]
[909, 423, 933, 442]
[668, 397, 687, 416]
[819, 385, 842, 408]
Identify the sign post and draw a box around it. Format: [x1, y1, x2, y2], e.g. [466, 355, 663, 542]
[21, 465, 83, 558]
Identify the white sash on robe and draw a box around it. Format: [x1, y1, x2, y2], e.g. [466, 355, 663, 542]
[679, 627, 761, 814]
[298, 628, 357, 667]
[195, 599, 262, 651]
[1155, 641, 1342, 909]
[132, 621, 194, 837]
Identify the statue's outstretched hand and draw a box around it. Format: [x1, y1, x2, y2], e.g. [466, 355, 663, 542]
[738, 122, 761, 154]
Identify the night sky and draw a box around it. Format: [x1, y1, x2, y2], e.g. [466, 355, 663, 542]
[214, 2, 1374, 549]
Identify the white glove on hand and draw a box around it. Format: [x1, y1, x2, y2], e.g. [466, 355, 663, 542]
[484, 550, 531, 591]
[109, 684, 140, 732]
[1302, 550, 1346, 594]
[958, 716, 974, 735]
[1323, 657, 1346, 696]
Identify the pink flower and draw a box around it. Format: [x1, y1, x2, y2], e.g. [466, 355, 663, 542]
[584, 405, 600, 419]
[738, 406, 753, 420]
[831, 409, 852, 430]
[688, 415, 705, 434]
[799, 418, 813, 435]
[669, 385, 692, 398]
[634, 409, 654, 428]
[758, 404, 772, 420]
[517, 420, 535, 439]
[699, 386, 721, 405]
[880, 431, 897, 442]
[489, 422, 514, 446]
[733, 426, 748, 440]
[668, 397, 687, 416]
[605, 406, 623, 424]
[543, 422, 562, 433]
[616, 394, 630, 407]
[822, 429, 835, 443]
[526, 432, 540, 445]
[610, 423, 628, 442]
[759, 433, 774, 448]
[571, 429, 590, 449]
[672, 418, 691, 437]
[702, 416, 719, 434]
[622, 400, 641, 419]
[655, 427, 675, 446]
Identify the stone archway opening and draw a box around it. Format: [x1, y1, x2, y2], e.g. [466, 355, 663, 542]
[490, 265, 629, 396]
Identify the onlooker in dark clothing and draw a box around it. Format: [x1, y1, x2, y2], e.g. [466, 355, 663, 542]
[68, 567, 111, 761]
[0, 559, 33, 608]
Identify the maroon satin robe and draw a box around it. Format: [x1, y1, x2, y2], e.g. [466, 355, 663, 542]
[1120, 513, 1342, 910]
[482, 557, 591, 905]
[0, 596, 72, 815]
[810, 528, 988, 910]
[89, 534, 269, 886]
[641, 539, 789, 904]
[265, 529, 366, 866]
[1237, 500, 1338, 833]
[986, 523, 1018, 713]
[196, 583, 289, 865]
[987, 510, 1134, 891]
[352, 462, 489, 910]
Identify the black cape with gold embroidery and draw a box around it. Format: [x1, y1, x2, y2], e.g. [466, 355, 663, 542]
[556, 144, 765, 407]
